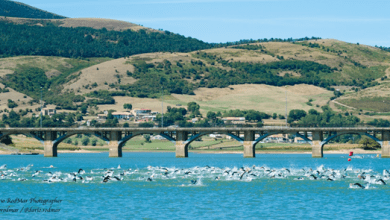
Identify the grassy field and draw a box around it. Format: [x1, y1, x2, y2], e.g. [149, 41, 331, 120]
[0, 56, 111, 77]
[96, 84, 333, 115]
[10, 135, 81, 152]
[337, 81, 390, 112]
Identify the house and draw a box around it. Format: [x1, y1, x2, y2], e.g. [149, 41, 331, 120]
[141, 115, 156, 121]
[112, 112, 133, 120]
[151, 135, 166, 140]
[261, 134, 289, 143]
[209, 134, 224, 139]
[132, 109, 152, 118]
[41, 108, 56, 116]
[187, 118, 199, 123]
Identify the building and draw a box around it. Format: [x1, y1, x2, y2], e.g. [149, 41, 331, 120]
[151, 135, 166, 140]
[112, 112, 133, 120]
[141, 115, 156, 121]
[222, 117, 246, 124]
[132, 109, 152, 118]
[261, 134, 289, 143]
[187, 118, 199, 123]
[209, 134, 224, 139]
[41, 108, 56, 116]
[97, 111, 133, 120]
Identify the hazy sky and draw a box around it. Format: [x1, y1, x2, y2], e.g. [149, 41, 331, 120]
[16, 0, 390, 46]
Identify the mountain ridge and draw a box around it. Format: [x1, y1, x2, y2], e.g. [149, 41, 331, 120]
[0, 0, 66, 19]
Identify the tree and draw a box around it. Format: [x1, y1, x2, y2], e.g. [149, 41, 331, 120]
[76, 114, 83, 121]
[272, 113, 277, 119]
[143, 134, 151, 143]
[0, 136, 12, 145]
[368, 119, 390, 127]
[139, 122, 154, 128]
[7, 99, 18, 109]
[308, 109, 319, 115]
[81, 137, 90, 146]
[91, 139, 97, 146]
[187, 102, 200, 113]
[288, 109, 307, 123]
[123, 103, 132, 110]
[359, 137, 380, 150]
[80, 106, 88, 114]
[207, 111, 217, 120]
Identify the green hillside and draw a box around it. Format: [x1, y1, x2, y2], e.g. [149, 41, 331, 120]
[1, 39, 389, 113]
[0, 21, 215, 58]
[0, 0, 66, 19]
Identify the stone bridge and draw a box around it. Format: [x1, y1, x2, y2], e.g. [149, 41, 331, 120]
[0, 127, 389, 158]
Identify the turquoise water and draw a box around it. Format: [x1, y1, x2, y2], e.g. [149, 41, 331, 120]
[1, 153, 390, 219]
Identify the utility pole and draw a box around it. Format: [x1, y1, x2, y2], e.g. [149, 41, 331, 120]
[161, 86, 164, 128]
[40, 87, 43, 128]
[285, 86, 288, 127]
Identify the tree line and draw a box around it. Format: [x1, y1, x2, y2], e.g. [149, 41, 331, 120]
[0, 0, 66, 19]
[0, 22, 214, 58]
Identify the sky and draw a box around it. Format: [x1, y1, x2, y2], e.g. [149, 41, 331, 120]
[16, 0, 390, 46]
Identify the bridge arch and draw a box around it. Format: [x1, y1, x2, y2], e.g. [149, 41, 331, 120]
[0, 131, 44, 144]
[118, 132, 176, 148]
[320, 131, 382, 147]
[184, 132, 243, 147]
[52, 131, 110, 147]
[252, 131, 313, 146]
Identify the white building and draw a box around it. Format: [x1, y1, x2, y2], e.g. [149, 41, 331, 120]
[222, 117, 246, 124]
[41, 108, 56, 116]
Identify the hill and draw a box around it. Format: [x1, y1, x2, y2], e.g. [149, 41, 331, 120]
[59, 39, 389, 99]
[1, 17, 153, 32]
[0, 0, 66, 19]
[0, 20, 215, 58]
[1, 39, 389, 117]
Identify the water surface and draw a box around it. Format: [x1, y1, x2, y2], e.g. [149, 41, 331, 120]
[0, 153, 389, 219]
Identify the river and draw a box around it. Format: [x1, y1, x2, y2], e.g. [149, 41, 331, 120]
[0, 153, 389, 219]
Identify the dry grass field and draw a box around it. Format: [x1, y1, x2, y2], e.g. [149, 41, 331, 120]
[0, 16, 153, 32]
[0, 56, 71, 77]
[337, 81, 390, 112]
[62, 57, 136, 94]
[0, 83, 41, 114]
[97, 84, 333, 115]
[57, 18, 152, 32]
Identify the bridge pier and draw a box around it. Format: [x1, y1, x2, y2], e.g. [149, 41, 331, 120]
[382, 131, 390, 158]
[44, 131, 57, 157]
[244, 131, 255, 158]
[109, 131, 122, 157]
[312, 131, 323, 158]
[176, 131, 189, 158]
